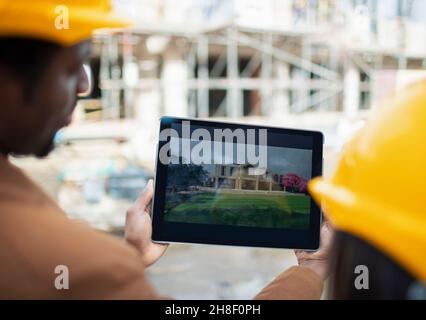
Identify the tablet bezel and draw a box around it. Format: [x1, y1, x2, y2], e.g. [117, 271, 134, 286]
[152, 116, 323, 250]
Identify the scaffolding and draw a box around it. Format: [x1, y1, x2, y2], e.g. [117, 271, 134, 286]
[90, 2, 426, 123]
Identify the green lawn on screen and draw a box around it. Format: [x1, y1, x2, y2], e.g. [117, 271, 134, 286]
[164, 192, 310, 229]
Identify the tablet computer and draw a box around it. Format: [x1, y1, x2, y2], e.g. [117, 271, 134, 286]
[152, 116, 323, 250]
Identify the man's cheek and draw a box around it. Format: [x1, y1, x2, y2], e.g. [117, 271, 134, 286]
[56, 85, 75, 117]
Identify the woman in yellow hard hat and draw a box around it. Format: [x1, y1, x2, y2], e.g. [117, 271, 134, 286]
[309, 80, 426, 299]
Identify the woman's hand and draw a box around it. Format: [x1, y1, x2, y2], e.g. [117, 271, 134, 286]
[295, 220, 333, 281]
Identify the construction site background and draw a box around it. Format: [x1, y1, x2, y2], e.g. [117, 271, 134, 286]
[13, 0, 426, 299]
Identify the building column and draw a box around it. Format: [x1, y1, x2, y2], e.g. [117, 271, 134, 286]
[343, 63, 360, 119]
[162, 42, 188, 117]
[215, 165, 219, 189]
[227, 28, 242, 118]
[197, 36, 209, 118]
[270, 61, 290, 117]
[261, 33, 273, 115]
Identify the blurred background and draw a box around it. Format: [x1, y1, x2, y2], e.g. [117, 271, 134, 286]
[13, 0, 426, 299]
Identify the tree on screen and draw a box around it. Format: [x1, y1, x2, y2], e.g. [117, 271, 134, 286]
[281, 173, 307, 194]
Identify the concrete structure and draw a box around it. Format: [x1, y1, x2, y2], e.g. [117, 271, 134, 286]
[82, 0, 426, 127]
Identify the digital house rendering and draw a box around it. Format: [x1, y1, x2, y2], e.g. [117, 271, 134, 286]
[201, 164, 305, 194]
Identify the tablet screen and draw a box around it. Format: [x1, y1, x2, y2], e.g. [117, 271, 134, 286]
[164, 139, 312, 231]
[152, 117, 323, 250]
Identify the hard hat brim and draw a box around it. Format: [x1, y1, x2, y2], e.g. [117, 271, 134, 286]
[309, 177, 426, 283]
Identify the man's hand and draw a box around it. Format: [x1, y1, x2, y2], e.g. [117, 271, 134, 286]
[125, 179, 168, 267]
[294, 220, 333, 281]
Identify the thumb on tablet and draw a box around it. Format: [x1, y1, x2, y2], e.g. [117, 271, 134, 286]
[135, 179, 154, 213]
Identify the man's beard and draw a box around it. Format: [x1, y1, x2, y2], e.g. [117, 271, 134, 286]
[35, 137, 55, 158]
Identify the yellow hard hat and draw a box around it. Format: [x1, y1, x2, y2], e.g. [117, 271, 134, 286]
[309, 81, 426, 283]
[0, 0, 131, 46]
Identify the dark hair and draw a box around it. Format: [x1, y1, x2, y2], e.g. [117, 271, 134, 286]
[329, 231, 415, 299]
[0, 37, 61, 100]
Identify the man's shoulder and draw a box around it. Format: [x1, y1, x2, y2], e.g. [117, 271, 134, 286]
[0, 157, 49, 206]
[0, 158, 157, 299]
[0, 191, 156, 299]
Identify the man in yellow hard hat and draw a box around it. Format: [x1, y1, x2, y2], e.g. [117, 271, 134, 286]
[309, 81, 426, 299]
[0, 0, 331, 299]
